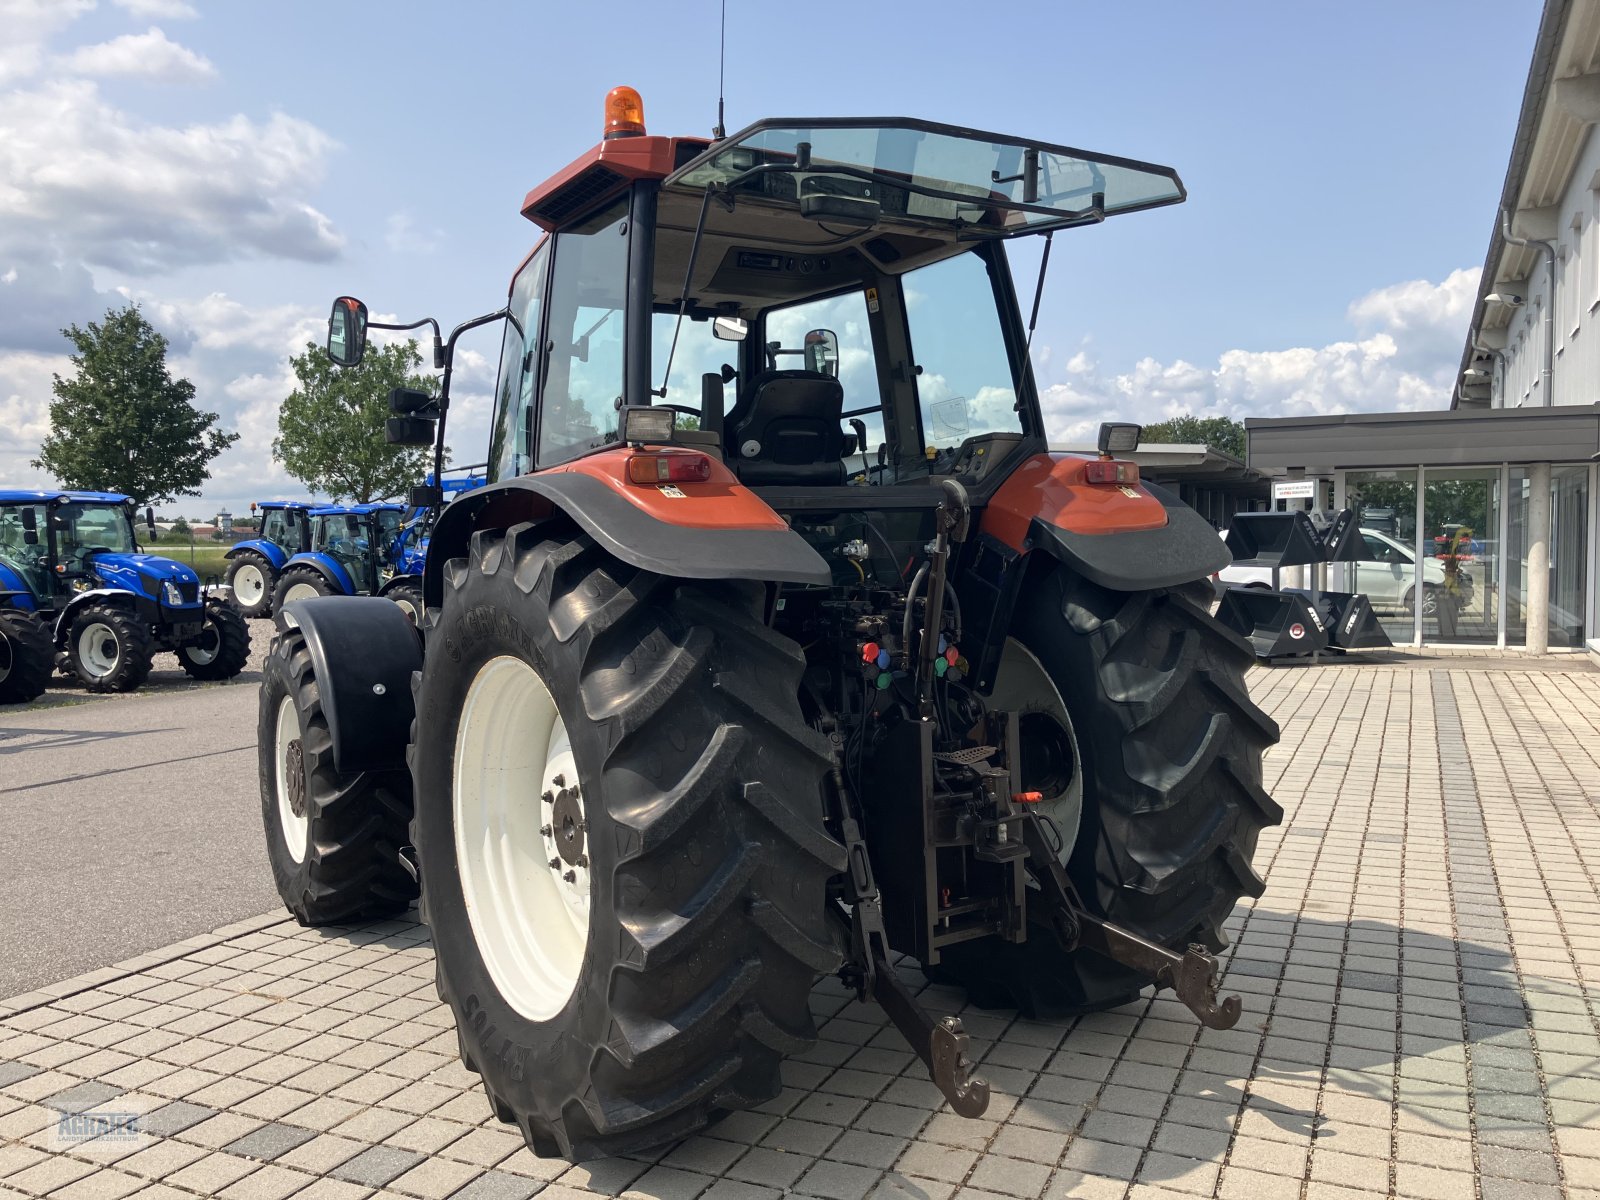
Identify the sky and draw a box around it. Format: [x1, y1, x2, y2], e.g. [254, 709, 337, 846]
[0, 0, 1539, 517]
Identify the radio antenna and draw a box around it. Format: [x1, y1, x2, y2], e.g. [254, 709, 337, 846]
[712, 0, 727, 140]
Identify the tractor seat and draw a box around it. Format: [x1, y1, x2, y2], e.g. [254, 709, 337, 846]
[725, 370, 849, 485]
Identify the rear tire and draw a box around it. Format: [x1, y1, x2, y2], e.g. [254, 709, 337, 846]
[273, 566, 334, 610]
[410, 521, 841, 1161]
[930, 569, 1281, 1017]
[66, 604, 151, 693]
[258, 626, 418, 924]
[226, 551, 277, 619]
[0, 609, 53, 704]
[177, 602, 251, 681]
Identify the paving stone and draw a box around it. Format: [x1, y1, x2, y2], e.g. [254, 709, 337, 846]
[138, 1100, 217, 1137]
[42, 1079, 125, 1111]
[330, 1144, 427, 1187]
[225, 1120, 320, 1162]
[793, 1159, 881, 1200]
[445, 1171, 546, 1200]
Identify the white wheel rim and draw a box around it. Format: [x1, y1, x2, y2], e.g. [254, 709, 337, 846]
[274, 695, 308, 864]
[990, 638, 1082, 854]
[393, 596, 420, 623]
[185, 620, 220, 665]
[234, 564, 266, 606]
[454, 655, 590, 1021]
[76, 622, 121, 679]
[283, 582, 320, 603]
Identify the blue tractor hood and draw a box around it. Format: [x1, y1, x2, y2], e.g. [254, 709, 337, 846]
[90, 553, 203, 605]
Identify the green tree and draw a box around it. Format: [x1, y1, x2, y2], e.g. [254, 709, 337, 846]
[32, 305, 238, 504]
[274, 341, 440, 502]
[171, 517, 191, 536]
[1140, 414, 1247, 460]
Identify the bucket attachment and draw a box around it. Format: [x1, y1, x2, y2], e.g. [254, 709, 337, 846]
[1285, 589, 1392, 651]
[1224, 510, 1326, 569]
[1215, 588, 1329, 659]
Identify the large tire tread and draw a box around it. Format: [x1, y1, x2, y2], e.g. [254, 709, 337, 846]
[413, 520, 841, 1161]
[0, 609, 53, 704]
[177, 602, 251, 681]
[66, 604, 152, 694]
[259, 628, 418, 925]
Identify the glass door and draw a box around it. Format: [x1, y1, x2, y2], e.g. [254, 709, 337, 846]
[1420, 468, 1500, 644]
[1342, 469, 1420, 645]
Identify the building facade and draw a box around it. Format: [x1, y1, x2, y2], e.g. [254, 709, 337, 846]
[1249, 0, 1600, 654]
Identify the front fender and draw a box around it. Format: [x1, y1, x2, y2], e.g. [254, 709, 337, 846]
[277, 597, 422, 774]
[228, 539, 288, 570]
[980, 454, 1228, 591]
[423, 450, 830, 607]
[283, 553, 355, 595]
[0, 562, 36, 611]
[53, 589, 142, 642]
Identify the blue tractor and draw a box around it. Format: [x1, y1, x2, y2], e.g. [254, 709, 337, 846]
[386, 470, 487, 596]
[269, 502, 422, 618]
[0, 489, 250, 698]
[223, 500, 313, 619]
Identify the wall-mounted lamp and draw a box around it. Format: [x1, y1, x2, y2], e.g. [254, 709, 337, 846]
[1484, 292, 1526, 308]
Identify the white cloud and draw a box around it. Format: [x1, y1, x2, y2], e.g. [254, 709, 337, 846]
[1036, 269, 1479, 445]
[60, 27, 216, 83]
[0, 79, 341, 280]
[111, 0, 199, 17]
[0, 0, 96, 84]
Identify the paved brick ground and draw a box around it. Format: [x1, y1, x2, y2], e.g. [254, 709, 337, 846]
[2, 661, 1599, 1199]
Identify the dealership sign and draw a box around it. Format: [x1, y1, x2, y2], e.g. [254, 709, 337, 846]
[1272, 479, 1318, 501]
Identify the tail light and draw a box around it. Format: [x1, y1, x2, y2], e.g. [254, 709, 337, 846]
[626, 452, 712, 485]
[1083, 460, 1139, 485]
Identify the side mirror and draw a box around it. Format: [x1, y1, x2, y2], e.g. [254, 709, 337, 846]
[21, 507, 39, 547]
[327, 296, 369, 367]
[804, 328, 840, 377]
[345, 516, 361, 534]
[712, 316, 749, 342]
[386, 416, 436, 446]
[389, 387, 436, 415]
[144, 507, 157, 538]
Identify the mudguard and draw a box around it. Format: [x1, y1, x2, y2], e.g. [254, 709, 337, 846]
[0, 562, 35, 611]
[226, 538, 289, 570]
[53, 589, 147, 640]
[281, 552, 356, 595]
[277, 596, 422, 774]
[981, 454, 1229, 591]
[423, 450, 830, 607]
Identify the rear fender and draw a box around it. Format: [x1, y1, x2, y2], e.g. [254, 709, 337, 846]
[980, 454, 1229, 591]
[283, 553, 355, 595]
[276, 596, 421, 774]
[227, 539, 288, 570]
[0, 562, 36, 611]
[423, 448, 829, 608]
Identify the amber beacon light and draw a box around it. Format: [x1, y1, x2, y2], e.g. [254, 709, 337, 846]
[604, 86, 646, 138]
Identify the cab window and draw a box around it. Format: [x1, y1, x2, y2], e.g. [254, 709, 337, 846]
[762, 289, 883, 466]
[901, 249, 1023, 452]
[538, 202, 630, 466]
[489, 241, 550, 481]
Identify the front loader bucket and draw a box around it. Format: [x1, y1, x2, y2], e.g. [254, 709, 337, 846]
[1286, 589, 1392, 651]
[1215, 587, 1329, 659]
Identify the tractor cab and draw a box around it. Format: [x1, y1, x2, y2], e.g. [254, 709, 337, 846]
[252, 502, 313, 557]
[0, 490, 166, 610]
[307, 503, 405, 593]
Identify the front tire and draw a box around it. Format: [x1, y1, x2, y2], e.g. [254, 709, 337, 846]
[411, 521, 841, 1161]
[257, 626, 418, 924]
[273, 567, 335, 611]
[177, 602, 251, 681]
[66, 604, 152, 693]
[226, 552, 277, 618]
[0, 610, 53, 704]
[386, 582, 423, 625]
[930, 569, 1281, 1017]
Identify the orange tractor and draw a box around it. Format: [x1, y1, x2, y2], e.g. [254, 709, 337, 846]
[259, 89, 1280, 1160]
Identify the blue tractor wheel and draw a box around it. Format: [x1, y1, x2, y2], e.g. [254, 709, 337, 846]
[65, 603, 152, 693]
[177, 601, 251, 681]
[0, 609, 53, 704]
[272, 566, 335, 610]
[226, 550, 277, 619]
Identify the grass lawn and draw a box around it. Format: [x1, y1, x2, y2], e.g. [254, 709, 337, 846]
[148, 540, 233, 580]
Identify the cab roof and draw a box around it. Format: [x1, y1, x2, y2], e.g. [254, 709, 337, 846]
[0, 488, 130, 505]
[254, 500, 313, 510]
[309, 502, 404, 516]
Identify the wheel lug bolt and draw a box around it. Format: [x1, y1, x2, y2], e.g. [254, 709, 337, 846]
[563, 869, 576, 883]
[551, 774, 565, 788]
[539, 825, 552, 837]
[549, 858, 561, 870]
[541, 790, 554, 804]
